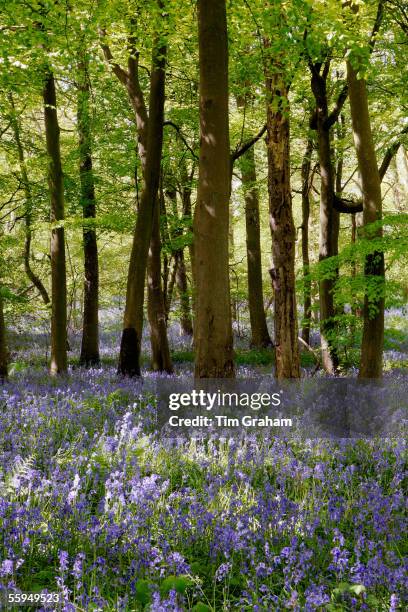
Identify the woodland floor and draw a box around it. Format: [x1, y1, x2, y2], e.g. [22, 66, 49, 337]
[0, 309, 407, 611]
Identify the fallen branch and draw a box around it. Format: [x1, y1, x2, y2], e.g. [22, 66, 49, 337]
[298, 336, 321, 375]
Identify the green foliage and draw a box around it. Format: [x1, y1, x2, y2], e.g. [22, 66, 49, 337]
[135, 579, 151, 606]
[0, 0, 406, 376]
[160, 575, 194, 597]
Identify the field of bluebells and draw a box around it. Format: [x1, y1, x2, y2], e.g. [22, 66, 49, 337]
[0, 313, 407, 611]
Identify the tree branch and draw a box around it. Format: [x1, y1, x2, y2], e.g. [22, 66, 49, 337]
[369, 0, 386, 52]
[325, 83, 348, 129]
[231, 124, 267, 163]
[379, 124, 408, 180]
[333, 194, 363, 214]
[163, 120, 198, 160]
[99, 28, 129, 87]
[326, 0, 385, 129]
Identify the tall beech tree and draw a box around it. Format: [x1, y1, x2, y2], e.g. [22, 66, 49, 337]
[301, 133, 314, 345]
[308, 60, 345, 373]
[101, 11, 172, 375]
[239, 146, 272, 348]
[147, 201, 173, 372]
[304, 0, 384, 372]
[43, 69, 68, 375]
[347, 60, 384, 378]
[117, 27, 168, 376]
[175, 250, 193, 336]
[77, 49, 100, 367]
[264, 60, 300, 378]
[194, 0, 234, 378]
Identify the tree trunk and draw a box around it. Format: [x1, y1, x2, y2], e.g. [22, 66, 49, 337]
[301, 135, 313, 345]
[165, 256, 178, 321]
[0, 291, 7, 381]
[265, 68, 300, 379]
[347, 61, 384, 378]
[8, 93, 50, 305]
[118, 37, 167, 376]
[43, 70, 67, 375]
[239, 147, 271, 348]
[180, 161, 196, 329]
[147, 203, 173, 372]
[175, 250, 193, 336]
[101, 12, 171, 375]
[194, 0, 234, 378]
[146, 186, 173, 371]
[310, 70, 339, 373]
[146, 177, 173, 371]
[77, 51, 100, 367]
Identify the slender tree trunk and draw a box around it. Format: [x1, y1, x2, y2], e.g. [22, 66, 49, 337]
[118, 37, 167, 376]
[147, 203, 173, 372]
[0, 291, 7, 381]
[182, 170, 196, 285]
[101, 12, 171, 375]
[180, 161, 196, 328]
[77, 51, 100, 367]
[175, 250, 193, 336]
[165, 256, 178, 321]
[265, 66, 300, 379]
[43, 70, 67, 375]
[160, 184, 170, 314]
[194, 0, 234, 378]
[349, 212, 361, 337]
[146, 176, 173, 370]
[310, 71, 339, 373]
[239, 147, 271, 348]
[146, 186, 172, 371]
[347, 61, 384, 378]
[301, 135, 313, 345]
[8, 93, 50, 305]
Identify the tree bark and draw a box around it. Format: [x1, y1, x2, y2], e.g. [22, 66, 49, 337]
[194, 0, 234, 378]
[165, 256, 178, 321]
[118, 36, 167, 376]
[179, 159, 196, 327]
[301, 135, 313, 345]
[146, 180, 173, 368]
[77, 50, 100, 367]
[8, 93, 50, 305]
[239, 147, 271, 348]
[175, 250, 193, 336]
[0, 291, 7, 381]
[347, 61, 384, 378]
[147, 202, 173, 372]
[146, 186, 172, 371]
[43, 70, 67, 375]
[310, 67, 339, 373]
[101, 15, 171, 375]
[265, 65, 300, 379]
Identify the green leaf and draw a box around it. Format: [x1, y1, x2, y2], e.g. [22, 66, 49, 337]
[190, 561, 211, 577]
[191, 603, 211, 612]
[332, 582, 352, 597]
[160, 575, 194, 596]
[135, 579, 151, 606]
